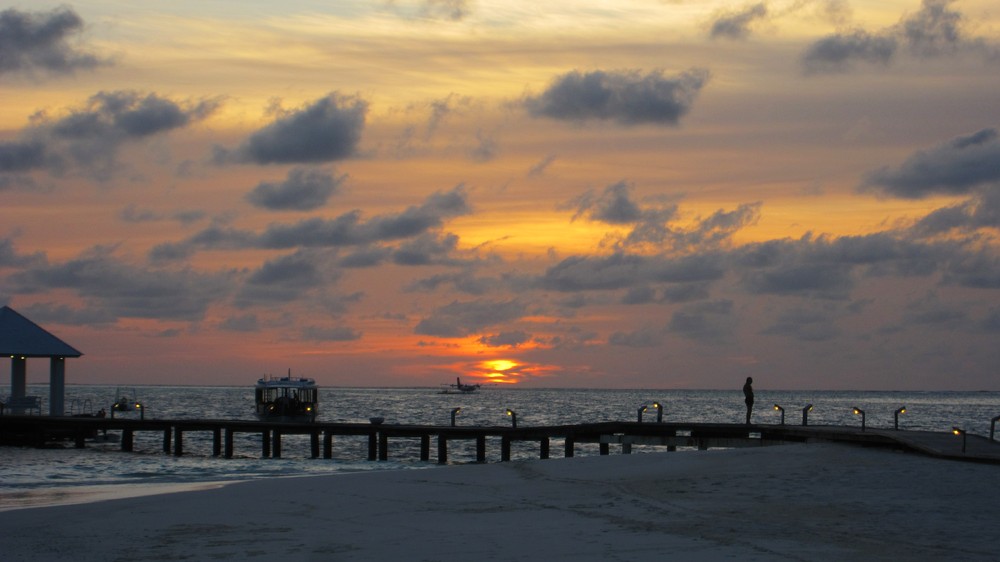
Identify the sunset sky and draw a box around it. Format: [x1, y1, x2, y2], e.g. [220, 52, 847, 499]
[2, 0, 1000, 390]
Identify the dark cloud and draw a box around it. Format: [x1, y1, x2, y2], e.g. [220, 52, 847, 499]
[228, 93, 367, 165]
[414, 299, 526, 337]
[524, 68, 710, 126]
[802, 0, 997, 74]
[667, 300, 735, 343]
[235, 250, 334, 305]
[246, 167, 345, 211]
[621, 286, 656, 305]
[4, 91, 219, 181]
[478, 330, 532, 348]
[608, 327, 662, 348]
[0, 141, 46, 173]
[17, 302, 117, 326]
[802, 30, 898, 73]
[219, 313, 259, 332]
[569, 182, 758, 251]
[541, 253, 648, 292]
[901, 0, 962, 57]
[0, 237, 45, 268]
[709, 3, 768, 40]
[527, 154, 556, 177]
[300, 325, 362, 341]
[862, 129, 1000, 199]
[7, 246, 232, 321]
[760, 307, 841, 342]
[0, 6, 109, 77]
[392, 233, 460, 265]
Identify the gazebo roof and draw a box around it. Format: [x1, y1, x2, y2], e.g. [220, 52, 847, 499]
[0, 305, 83, 358]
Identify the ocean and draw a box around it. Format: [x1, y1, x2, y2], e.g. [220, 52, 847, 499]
[2, 385, 998, 511]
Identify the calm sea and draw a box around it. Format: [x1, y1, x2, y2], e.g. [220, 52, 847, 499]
[2, 385, 998, 510]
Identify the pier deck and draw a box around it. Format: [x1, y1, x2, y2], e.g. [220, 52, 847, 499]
[2, 416, 999, 464]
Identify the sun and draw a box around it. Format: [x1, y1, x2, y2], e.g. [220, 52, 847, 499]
[486, 359, 517, 372]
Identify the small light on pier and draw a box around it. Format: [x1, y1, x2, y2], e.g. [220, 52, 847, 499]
[894, 406, 906, 430]
[802, 404, 813, 426]
[952, 427, 967, 453]
[773, 404, 784, 425]
[451, 407, 461, 427]
[506, 409, 517, 429]
[651, 402, 663, 423]
[991, 415, 1000, 442]
[852, 407, 865, 431]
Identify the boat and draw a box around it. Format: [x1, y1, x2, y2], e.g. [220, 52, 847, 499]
[255, 370, 318, 422]
[439, 377, 481, 394]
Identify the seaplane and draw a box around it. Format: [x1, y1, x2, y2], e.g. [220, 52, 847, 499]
[439, 377, 481, 394]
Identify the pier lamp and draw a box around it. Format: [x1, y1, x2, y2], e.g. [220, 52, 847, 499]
[506, 409, 517, 429]
[637, 404, 647, 423]
[136, 402, 144, 421]
[894, 406, 906, 430]
[991, 415, 1000, 442]
[852, 407, 866, 431]
[651, 402, 663, 423]
[802, 404, 813, 426]
[451, 407, 461, 427]
[773, 404, 784, 425]
[953, 427, 967, 453]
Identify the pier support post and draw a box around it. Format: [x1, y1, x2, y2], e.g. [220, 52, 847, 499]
[273, 430, 282, 458]
[310, 430, 320, 459]
[420, 434, 430, 461]
[501, 435, 511, 461]
[540, 437, 550, 460]
[367, 432, 377, 461]
[599, 442, 609, 455]
[476, 435, 486, 463]
[162, 429, 171, 454]
[173, 427, 184, 457]
[564, 436, 575, 458]
[213, 428, 222, 457]
[378, 431, 388, 461]
[49, 357, 65, 416]
[122, 428, 133, 452]
[262, 429, 271, 458]
[622, 442, 632, 454]
[437, 434, 448, 464]
[225, 429, 234, 458]
[323, 431, 333, 459]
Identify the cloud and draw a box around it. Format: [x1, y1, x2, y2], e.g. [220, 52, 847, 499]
[0, 6, 109, 77]
[419, 0, 471, 21]
[668, 299, 735, 343]
[910, 188, 1000, 236]
[235, 249, 335, 305]
[246, 167, 345, 211]
[7, 246, 232, 321]
[2, 90, 220, 181]
[149, 186, 472, 268]
[709, 3, 768, 40]
[802, 30, 898, 73]
[901, 0, 963, 57]
[524, 68, 710, 126]
[862, 129, 1000, 199]
[569, 182, 758, 251]
[414, 299, 526, 337]
[608, 327, 662, 348]
[760, 306, 841, 342]
[478, 330, 532, 347]
[300, 325, 362, 341]
[226, 93, 367, 165]
[802, 0, 998, 73]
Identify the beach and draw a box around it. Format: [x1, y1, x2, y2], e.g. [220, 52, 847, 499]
[2, 443, 996, 561]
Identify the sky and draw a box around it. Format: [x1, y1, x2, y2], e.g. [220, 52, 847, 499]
[2, 0, 1000, 390]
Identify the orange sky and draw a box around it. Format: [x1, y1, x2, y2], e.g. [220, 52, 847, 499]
[2, 1, 1000, 390]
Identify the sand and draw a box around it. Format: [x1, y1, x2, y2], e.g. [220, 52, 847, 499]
[1, 443, 996, 561]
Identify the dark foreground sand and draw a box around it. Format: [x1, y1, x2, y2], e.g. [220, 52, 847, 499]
[2, 443, 997, 561]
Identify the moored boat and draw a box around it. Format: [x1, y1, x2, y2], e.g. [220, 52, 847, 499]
[255, 370, 318, 422]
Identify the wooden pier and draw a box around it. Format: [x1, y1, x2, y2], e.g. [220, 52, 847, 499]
[2, 415, 999, 464]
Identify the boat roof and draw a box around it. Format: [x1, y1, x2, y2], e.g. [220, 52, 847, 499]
[256, 376, 316, 388]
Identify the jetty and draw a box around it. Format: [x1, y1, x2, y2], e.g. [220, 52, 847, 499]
[2, 415, 999, 465]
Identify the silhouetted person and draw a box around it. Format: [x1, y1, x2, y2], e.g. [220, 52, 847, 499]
[743, 377, 754, 424]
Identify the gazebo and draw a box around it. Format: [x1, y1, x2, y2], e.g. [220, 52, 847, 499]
[0, 305, 83, 416]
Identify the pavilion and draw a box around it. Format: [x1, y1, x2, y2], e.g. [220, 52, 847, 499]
[0, 305, 83, 416]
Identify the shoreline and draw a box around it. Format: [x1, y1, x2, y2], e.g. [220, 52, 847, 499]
[1, 443, 997, 561]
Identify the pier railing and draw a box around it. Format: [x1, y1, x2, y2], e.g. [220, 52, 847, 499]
[2, 416, 998, 464]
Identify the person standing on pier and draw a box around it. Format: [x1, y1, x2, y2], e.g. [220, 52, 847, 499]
[743, 377, 754, 424]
